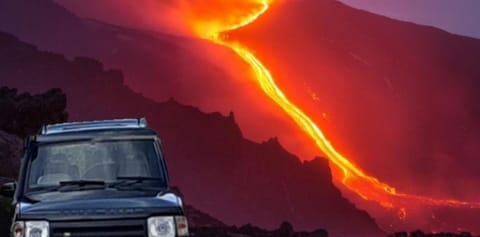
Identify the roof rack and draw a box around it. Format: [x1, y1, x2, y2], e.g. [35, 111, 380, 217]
[40, 118, 148, 135]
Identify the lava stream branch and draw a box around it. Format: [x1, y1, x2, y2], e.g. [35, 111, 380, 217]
[191, 0, 480, 213]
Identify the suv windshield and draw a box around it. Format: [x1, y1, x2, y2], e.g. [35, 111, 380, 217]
[26, 139, 166, 194]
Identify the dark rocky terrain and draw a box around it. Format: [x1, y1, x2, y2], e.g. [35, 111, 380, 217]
[388, 232, 476, 237]
[190, 227, 478, 237]
[0, 87, 67, 137]
[191, 222, 329, 237]
[0, 86, 67, 178]
[0, 131, 21, 178]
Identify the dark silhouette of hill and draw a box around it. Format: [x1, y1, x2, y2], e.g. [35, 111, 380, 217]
[0, 131, 21, 179]
[0, 86, 67, 178]
[0, 31, 383, 237]
[388, 231, 477, 237]
[192, 222, 329, 237]
[0, 87, 67, 137]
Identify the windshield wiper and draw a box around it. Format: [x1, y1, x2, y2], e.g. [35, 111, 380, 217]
[110, 176, 165, 191]
[58, 180, 106, 192]
[37, 180, 106, 193]
[59, 180, 106, 186]
[116, 176, 164, 181]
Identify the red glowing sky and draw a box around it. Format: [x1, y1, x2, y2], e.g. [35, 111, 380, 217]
[56, 0, 480, 232]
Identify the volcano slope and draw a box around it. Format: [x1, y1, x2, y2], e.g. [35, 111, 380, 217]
[0, 31, 384, 237]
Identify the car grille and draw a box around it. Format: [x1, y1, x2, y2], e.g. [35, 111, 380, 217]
[50, 219, 146, 237]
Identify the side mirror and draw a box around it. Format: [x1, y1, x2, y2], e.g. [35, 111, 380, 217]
[0, 182, 16, 198]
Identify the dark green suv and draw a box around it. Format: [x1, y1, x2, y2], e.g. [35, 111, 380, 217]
[0, 118, 189, 237]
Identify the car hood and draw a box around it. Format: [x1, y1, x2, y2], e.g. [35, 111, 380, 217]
[18, 192, 183, 221]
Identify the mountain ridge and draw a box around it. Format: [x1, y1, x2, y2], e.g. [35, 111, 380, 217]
[0, 30, 384, 237]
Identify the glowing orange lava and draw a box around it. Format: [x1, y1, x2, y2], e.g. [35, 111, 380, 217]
[188, 0, 480, 216]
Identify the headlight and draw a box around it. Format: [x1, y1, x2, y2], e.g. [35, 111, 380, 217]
[11, 221, 49, 237]
[148, 216, 175, 237]
[25, 221, 49, 237]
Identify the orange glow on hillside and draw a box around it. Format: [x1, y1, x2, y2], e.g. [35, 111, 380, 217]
[186, 0, 480, 219]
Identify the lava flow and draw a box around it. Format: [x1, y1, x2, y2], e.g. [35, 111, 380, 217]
[188, 0, 480, 215]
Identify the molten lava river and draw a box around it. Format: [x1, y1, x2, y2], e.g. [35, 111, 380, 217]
[184, 0, 480, 231]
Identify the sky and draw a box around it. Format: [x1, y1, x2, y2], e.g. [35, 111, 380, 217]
[338, 0, 480, 39]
